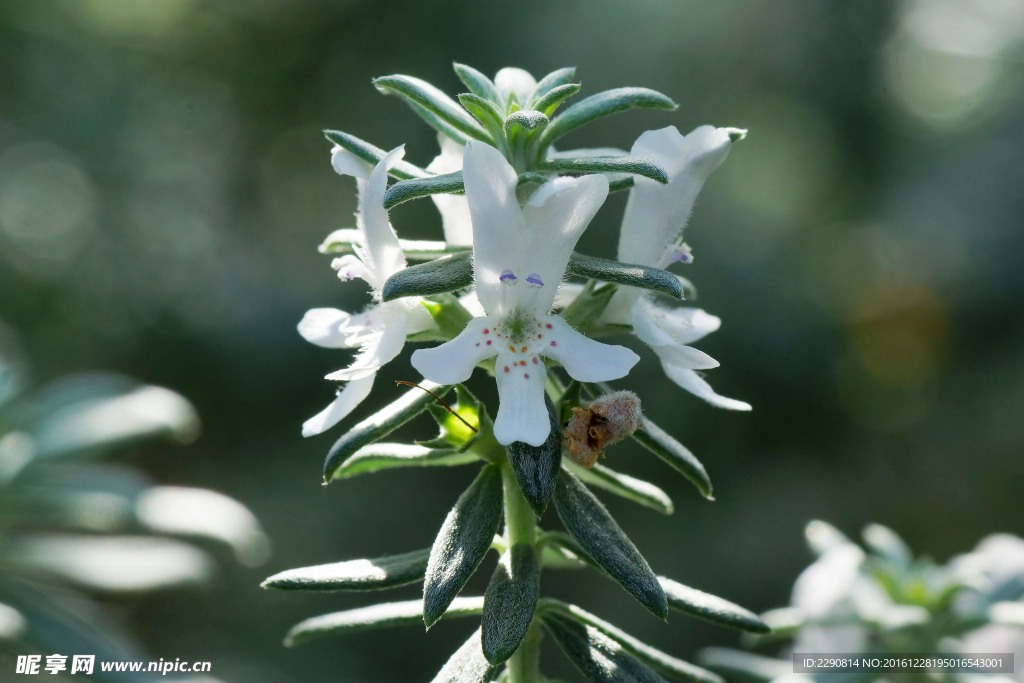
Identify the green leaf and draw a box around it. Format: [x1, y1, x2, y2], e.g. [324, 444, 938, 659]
[658, 577, 769, 633]
[559, 281, 626, 338]
[374, 75, 491, 143]
[539, 609, 670, 683]
[323, 130, 430, 180]
[505, 395, 562, 517]
[331, 443, 479, 480]
[422, 384, 486, 449]
[552, 469, 667, 618]
[284, 596, 484, 647]
[537, 88, 678, 159]
[537, 156, 668, 184]
[430, 627, 504, 683]
[631, 419, 712, 499]
[697, 648, 790, 683]
[383, 171, 465, 209]
[539, 600, 725, 683]
[318, 229, 470, 261]
[504, 110, 549, 137]
[567, 253, 684, 299]
[531, 67, 577, 102]
[424, 464, 505, 628]
[607, 173, 635, 193]
[566, 462, 673, 515]
[482, 544, 540, 664]
[459, 94, 507, 144]
[534, 83, 581, 116]
[415, 294, 475, 342]
[323, 381, 453, 482]
[261, 548, 430, 591]
[381, 251, 474, 302]
[408, 100, 474, 145]
[539, 537, 587, 570]
[453, 63, 501, 103]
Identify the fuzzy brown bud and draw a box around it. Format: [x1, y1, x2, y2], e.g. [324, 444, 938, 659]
[563, 390, 643, 468]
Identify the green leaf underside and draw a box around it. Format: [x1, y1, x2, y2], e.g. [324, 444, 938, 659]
[552, 469, 667, 618]
[284, 596, 484, 647]
[534, 83, 581, 116]
[460, 94, 507, 141]
[261, 548, 430, 592]
[323, 130, 430, 180]
[408, 100, 474, 145]
[383, 171, 465, 209]
[632, 420, 712, 499]
[537, 88, 678, 157]
[454, 63, 501, 102]
[482, 544, 540, 664]
[505, 395, 562, 517]
[430, 627, 503, 683]
[323, 381, 454, 482]
[531, 67, 577, 102]
[567, 253, 684, 299]
[504, 110, 549, 134]
[539, 610, 671, 683]
[381, 252, 474, 302]
[540, 600, 725, 683]
[697, 648, 791, 683]
[567, 462, 673, 515]
[658, 577, 769, 633]
[423, 464, 505, 628]
[374, 75, 491, 143]
[536, 157, 668, 184]
[418, 294, 475, 342]
[332, 443, 479, 479]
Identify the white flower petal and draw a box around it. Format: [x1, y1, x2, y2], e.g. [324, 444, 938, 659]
[617, 125, 734, 267]
[553, 282, 585, 309]
[427, 134, 474, 247]
[331, 146, 373, 180]
[302, 373, 376, 437]
[404, 299, 437, 335]
[658, 362, 752, 411]
[410, 317, 498, 385]
[458, 291, 487, 317]
[633, 297, 721, 345]
[494, 352, 549, 446]
[541, 316, 639, 382]
[331, 254, 371, 284]
[326, 314, 407, 381]
[359, 146, 408, 290]
[652, 344, 720, 370]
[298, 308, 355, 348]
[494, 67, 537, 105]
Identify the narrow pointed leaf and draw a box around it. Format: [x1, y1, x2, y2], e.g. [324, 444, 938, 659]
[504, 110, 549, 136]
[608, 173, 635, 193]
[454, 63, 501, 102]
[632, 419, 712, 499]
[381, 251, 474, 302]
[567, 253, 684, 300]
[460, 94, 507, 141]
[330, 443, 479, 479]
[540, 600, 725, 683]
[324, 130, 430, 179]
[537, 88, 678, 157]
[540, 541, 587, 570]
[537, 156, 668, 184]
[540, 609, 670, 683]
[424, 464, 505, 628]
[285, 596, 483, 647]
[567, 462, 673, 515]
[697, 648, 790, 683]
[262, 548, 430, 592]
[431, 627, 503, 683]
[318, 230, 469, 260]
[482, 544, 540, 664]
[534, 83, 581, 116]
[415, 294, 475, 342]
[324, 381, 453, 482]
[552, 469, 667, 618]
[658, 577, 769, 633]
[384, 171, 464, 209]
[374, 75, 491, 142]
[531, 67, 577, 102]
[409, 100, 474, 145]
[505, 395, 561, 517]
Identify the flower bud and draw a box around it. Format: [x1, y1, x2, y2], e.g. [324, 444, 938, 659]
[563, 390, 643, 468]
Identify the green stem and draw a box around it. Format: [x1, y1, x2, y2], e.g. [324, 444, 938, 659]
[501, 462, 539, 683]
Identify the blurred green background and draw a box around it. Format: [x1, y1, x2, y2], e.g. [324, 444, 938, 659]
[1, 0, 1023, 681]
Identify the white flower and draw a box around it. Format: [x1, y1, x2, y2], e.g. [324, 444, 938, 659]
[410, 141, 640, 447]
[426, 133, 473, 247]
[298, 145, 434, 437]
[602, 125, 751, 411]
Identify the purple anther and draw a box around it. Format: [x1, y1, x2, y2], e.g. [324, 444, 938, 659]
[499, 269, 517, 283]
[525, 273, 544, 287]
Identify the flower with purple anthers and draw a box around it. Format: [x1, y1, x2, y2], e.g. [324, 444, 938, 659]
[411, 141, 639, 447]
[668, 243, 693, 264]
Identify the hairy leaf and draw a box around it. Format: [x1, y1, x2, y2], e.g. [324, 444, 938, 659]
[537, 156, 668, 184]
[505, 395, 562, 516]
[383, 171, 465, 209]
[331, 444, 479, 480]
[374, 75, 491, 142]
[533, 83, 581, 116]
[381, 251, 474, 302]
[531, 67, 577, 102]
[504, 110, 549, 136]
[607, 173, 635, 193]
[658, 577, 769, 633]
[567, 462, 673, 515]
[632, 419, 712, 499]
[567, 253, 684, 300]
[323, 130, 430, 180]
[459, 94, 507, 143]
[482, 544, 540, 664]
[453, 63, 501, 102]
[431, 627, 503, 683]
[262, 548, 430, 592]
[415, 294, 475, 343]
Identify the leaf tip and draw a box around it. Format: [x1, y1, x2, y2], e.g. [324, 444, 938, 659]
[727, 128, 748, 142]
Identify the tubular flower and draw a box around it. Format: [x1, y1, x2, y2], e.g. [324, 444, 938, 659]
[298, 146, 435, 436]
[411, 141, 640, 447]
[602, 125, 751, 411]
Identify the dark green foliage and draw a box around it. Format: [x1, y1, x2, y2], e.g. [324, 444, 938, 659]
[381, 252, 475, 302]
[261, 548, 431, 591]
[504, 395, 562, 516]
[482, 544, 540, 664]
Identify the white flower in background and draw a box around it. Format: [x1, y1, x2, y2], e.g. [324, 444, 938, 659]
[411, 141, 639, 447]
[426, 133, 473, 247]
[601, 125, 751, 411]
[298, 145, 434, 437]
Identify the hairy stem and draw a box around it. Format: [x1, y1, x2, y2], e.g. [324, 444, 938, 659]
[501, 462, 539, 683]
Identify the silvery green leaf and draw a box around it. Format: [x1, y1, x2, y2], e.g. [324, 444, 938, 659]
[262, 548, 430, 591]
[537, 156, 668, 184]
[383, 171, 464, 209]
[430, 627, 503, 683]
[505, 395, 561, 517]
[284, 596, 484, 647]
[567, 253, 684, 300]
[504, 110, 549, 136]
[482, 544, 540, 664]
[697, 648, 790, 683]
[862, 523, 913, 568]
[381, 251, 474, 302]
[539, 609, 670, 683]
[548, 147, 631, 158]
[533, 83, 580, 116]
[459, 94, 507, 143]
[424, 464, 505, 628]
[531, 67, 577, 102]
[318, 229, 469, 261]
[323, 130, 430, 180]
[454, 63, 501, 102]
[608, 173, 635, 193]
[537, 87, 678, 158]
[408, 100, 474, 145]
[658, 577, 769, 633]
[539, 539, 587, 570]
[559, 282, 626, 338]
[323, 381, 453, 482]
[333, 444, 476, 479]
[539, 600, 724, 683]
[414, 294, 474, 342]
[631, 419, 712, 499]
[516, 172, 549, 187]
[538, 531, 592, 570]
[566, 462, 673, 516]
[374, 75, 491, 143]
[552, 469, 667, 618]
